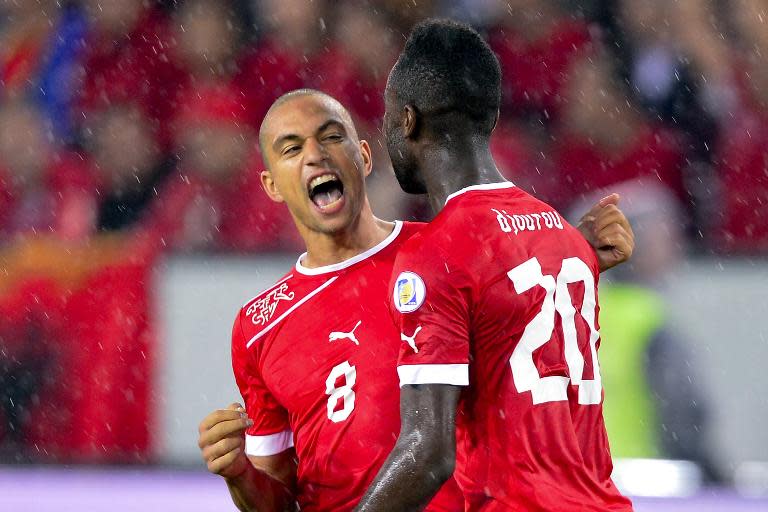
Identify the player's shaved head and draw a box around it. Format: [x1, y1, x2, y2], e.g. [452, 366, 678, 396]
[259, 89, 358, 164]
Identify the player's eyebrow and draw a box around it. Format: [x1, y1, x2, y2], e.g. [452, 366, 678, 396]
[272, 133, 302, 153]
[317, 119, 347, 134]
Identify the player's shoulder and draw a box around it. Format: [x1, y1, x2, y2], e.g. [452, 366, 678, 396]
[447, 182, 575, 237]
[399, 220, 428, 238]
[399, 184, 527, 251]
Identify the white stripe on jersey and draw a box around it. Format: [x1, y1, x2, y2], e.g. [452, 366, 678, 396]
[245, 430, 294, 456]
[397, 363, 470, 387]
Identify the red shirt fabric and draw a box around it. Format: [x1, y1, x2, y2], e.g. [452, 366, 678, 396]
[550, 125, 685, 209]
[390, 183, 632, 511]
[488, 20, 592, 119]
[77, 8, 185, 147]
[62, 256, 153, 461]
[232, 221, 462, 511]
[491, 122, 563, 205]
[146, 165, 302, 253]
[312, 44, 391, 129]
[0, 235, 155, 462]
[234, 39, 307, 128]
[0, 151, 97, 241]
[1, 34, 47, 96]
[715, 108, 768, 251]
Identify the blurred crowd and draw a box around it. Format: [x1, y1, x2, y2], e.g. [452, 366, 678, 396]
[0, 0, 766, 255]
[0, 0, 765, 465]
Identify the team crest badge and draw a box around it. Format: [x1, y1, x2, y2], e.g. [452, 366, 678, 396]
[394, 271, 426, 313]
[247, 283, 295, 326]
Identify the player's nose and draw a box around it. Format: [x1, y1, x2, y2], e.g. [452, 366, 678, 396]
[303, 137, 329, 167]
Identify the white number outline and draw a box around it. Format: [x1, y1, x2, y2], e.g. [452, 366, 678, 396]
[508, 257, 602, 405]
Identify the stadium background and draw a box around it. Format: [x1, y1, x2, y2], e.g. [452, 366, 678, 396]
[0, 0, 766, 510]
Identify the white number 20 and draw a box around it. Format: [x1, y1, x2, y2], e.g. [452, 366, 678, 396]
[325, 361, 356, 422]
[508, 257, 602, 405]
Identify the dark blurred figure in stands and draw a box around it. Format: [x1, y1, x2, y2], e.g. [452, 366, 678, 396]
[573, 181, 722, 483]
[596, 0, 735, 243]
[82, 102, 173, 233]
[714, 0, 768, 252]
[551, 45, 686, 212]
[0, 104, 61, 455]
[0, 98, 91, 461]
[600, 0, 732, 121]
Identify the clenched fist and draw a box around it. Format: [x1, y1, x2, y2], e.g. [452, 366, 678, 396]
[577, 193, 635, 272]
[198, 402, 254, 479]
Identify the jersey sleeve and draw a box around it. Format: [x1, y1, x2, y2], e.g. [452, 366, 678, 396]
[390, 239, 473, 387]
[231, 312, 294, 456]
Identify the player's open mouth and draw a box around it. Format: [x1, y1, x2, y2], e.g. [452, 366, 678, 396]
[308, 173, 345, 212]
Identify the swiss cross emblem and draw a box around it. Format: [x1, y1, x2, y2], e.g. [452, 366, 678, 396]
[247, 283, 295, 326]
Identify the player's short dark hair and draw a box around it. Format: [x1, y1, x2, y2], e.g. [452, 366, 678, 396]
[388, 19, 501, 136]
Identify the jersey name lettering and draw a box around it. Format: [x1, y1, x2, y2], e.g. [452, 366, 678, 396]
[491, 208, 564, 235]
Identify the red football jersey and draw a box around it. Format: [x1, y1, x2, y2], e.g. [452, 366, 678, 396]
[232, 221, 462, 512]
[391, 183, 633, 511]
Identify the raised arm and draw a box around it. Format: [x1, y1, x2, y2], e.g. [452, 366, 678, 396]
[198, 403, 297, 511]
[576, 193, 635, 272]
[355, 384, 462, 512]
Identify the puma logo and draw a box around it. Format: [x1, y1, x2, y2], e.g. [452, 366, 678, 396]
[401, 326, 422, 353]
[329, 320, 362, 346]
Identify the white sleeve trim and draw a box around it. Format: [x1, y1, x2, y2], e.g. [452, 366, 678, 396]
[397, 364, 469, 387]
[245, 430, 294, 456]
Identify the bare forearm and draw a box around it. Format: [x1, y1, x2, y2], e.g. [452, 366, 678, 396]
[355, 384, 461, 511]
[356, 433, 453, 511]
[225, 463, 296, 512]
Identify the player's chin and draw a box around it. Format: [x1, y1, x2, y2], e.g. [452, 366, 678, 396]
[310, 201, 356, 234]
[393, 168, 426, 195]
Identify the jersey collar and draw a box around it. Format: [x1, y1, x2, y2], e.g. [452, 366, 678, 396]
[444, 181, 516, 205]
[295, 221, 403, 276]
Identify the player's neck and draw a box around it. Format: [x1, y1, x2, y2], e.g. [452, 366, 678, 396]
[421, 143, 506, 214]
[300, 202, 395, 270]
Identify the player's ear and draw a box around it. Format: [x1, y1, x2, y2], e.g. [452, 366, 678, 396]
[358, 139, 373, 177]
[403, 104, 419, 139]
[260, 169, 284, 203]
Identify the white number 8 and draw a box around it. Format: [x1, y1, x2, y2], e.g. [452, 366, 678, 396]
[508, 257, 602, 405]
[325, 361, 356, 422]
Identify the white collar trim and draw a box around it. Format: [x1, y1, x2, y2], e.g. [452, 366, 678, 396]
[444, 181, 516, 205]
[295, 221, 403, 276]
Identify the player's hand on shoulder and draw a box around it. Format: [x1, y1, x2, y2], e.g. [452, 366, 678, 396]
[576, 193, 635, 272]
[198, 402, 254, 479]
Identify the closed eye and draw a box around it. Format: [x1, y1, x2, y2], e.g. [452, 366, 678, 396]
[281, 144, 301, 156]
[322, 133, 343, 143]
